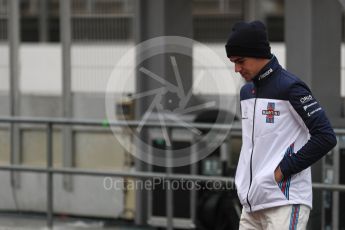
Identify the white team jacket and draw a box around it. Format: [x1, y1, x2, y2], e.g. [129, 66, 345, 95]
[235, 57, 336, 212]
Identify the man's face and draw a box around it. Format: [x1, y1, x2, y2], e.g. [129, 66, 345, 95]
[229, 56, 265, 82]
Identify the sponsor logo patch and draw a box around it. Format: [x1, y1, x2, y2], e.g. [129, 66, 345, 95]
[303, 101, 317, 111]
[262, 102, 280, 123]
[308, 107, 322, 117]
[258, 68, 273, 80]
[300, 95, 313, 104]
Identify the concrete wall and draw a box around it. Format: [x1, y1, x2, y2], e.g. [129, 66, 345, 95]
[0, 172, 125, 218]
[0, 127, 129, 218]
[0, 43, 289, 95]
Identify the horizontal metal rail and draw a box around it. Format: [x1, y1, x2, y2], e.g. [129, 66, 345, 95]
[1, 165, 345, 191]
[0, 165, 235, 184]
[0, 116, 237, 130]
[312, 183, 345, 192]
[0, 116, 343, 134]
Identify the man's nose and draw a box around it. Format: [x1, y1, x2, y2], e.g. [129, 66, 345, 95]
[235, 64, 241, 73]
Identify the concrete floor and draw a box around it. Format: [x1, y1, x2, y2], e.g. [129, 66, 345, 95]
[0, 213, 155, 230]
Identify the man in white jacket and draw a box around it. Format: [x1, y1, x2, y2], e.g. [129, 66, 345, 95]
[225, 21, 337, 230]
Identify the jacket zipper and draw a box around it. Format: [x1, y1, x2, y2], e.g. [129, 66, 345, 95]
[246, 88, 258, 211]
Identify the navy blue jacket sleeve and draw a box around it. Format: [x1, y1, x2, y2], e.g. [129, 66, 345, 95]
[279, 82, 337, 178]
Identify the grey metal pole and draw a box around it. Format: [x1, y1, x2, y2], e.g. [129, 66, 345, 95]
[46, 122, 54, 228]
[243, 0, 258, 21]
[332, 137, 340, 230]
[60, 0, 74, 191]
[8, 0, 20, 114]
[8, 0, 20, 189]
[190, 137, 197, 225]
[166, 127, 173, 230]
[134, 0, 193, 225]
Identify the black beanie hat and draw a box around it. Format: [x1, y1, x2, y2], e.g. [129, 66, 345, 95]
[225, 20, 272, 59]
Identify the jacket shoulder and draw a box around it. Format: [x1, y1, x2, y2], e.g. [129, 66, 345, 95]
[240, 83, 255, 101]
[278, 70, 309, 99]
[279, 70, 300, 87]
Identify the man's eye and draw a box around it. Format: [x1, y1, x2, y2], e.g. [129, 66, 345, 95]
[235, 58, 245, 64]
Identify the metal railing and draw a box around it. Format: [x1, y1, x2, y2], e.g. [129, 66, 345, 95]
[0, 116, 344, 229]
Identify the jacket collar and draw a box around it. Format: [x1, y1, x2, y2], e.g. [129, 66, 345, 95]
[252, 55, 281, 87]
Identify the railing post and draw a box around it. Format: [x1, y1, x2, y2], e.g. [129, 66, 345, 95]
[333, 138, 339, 230]
[166, 127, 173, 230]
[190, 135, 197, 226]
[47, 122, 53, 228]
[61, 0, 74, 192]
[9, 0, 21, 190]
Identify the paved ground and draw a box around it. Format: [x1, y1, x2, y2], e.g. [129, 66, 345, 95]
[0, 213, 155, 230]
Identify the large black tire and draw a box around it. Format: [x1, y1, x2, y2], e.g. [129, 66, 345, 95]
[196, 190, 240, 230]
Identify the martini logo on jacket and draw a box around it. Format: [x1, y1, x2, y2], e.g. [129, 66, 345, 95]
[262, 102, 280, 123]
